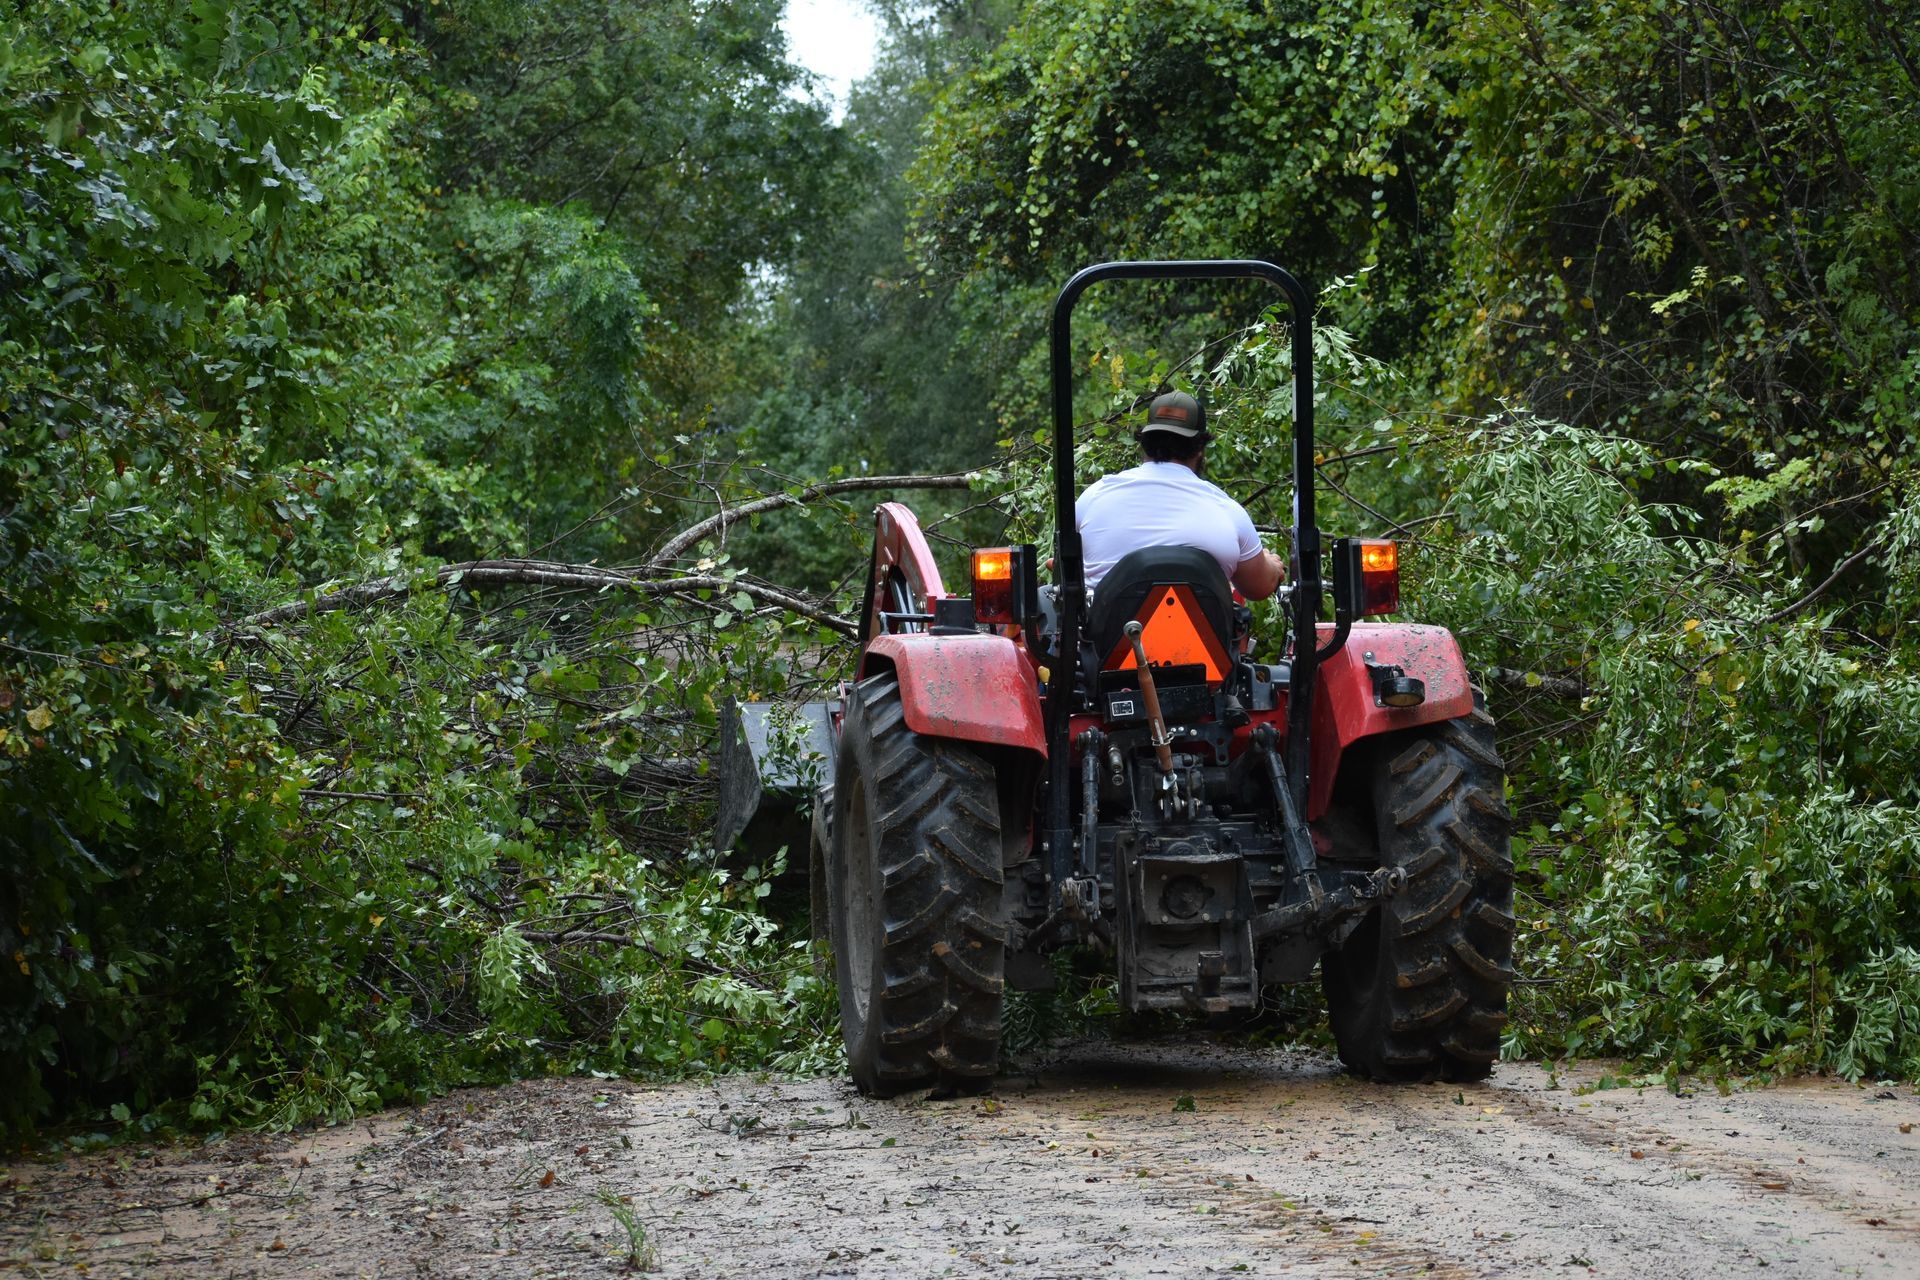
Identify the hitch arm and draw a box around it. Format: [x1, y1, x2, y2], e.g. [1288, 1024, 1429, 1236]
[1250, 864, 1407, 944]
[1125, 621, 1175, 775]
[1252, 723, 1322, 908]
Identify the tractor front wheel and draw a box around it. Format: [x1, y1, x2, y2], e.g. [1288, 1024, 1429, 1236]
[1322, 696, 1515, 1081]
[828, 673, 1006, 1096]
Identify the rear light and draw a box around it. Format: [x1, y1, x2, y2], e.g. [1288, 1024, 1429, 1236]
[1356, 538, 1399, 615]
[972, 547, 1013, 623]
[971, 544, 1037, 625]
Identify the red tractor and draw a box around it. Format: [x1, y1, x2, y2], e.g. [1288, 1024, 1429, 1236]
[720, 260, 1514, 1095]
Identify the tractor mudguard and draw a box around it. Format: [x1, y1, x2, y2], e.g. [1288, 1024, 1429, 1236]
[1309, 622, 1475, 816]
[861, 632, 1048, 757]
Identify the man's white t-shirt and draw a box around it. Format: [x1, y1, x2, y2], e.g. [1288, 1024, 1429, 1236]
[1076, 461, 1265, 590]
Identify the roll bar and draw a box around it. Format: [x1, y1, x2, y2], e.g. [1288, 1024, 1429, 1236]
[1043, 260, 1318, 904]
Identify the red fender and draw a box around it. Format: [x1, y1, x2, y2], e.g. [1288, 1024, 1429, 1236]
[1308, 622, 1476, 816]
[854, 503, 1046, 757]
[859, 501, 947, 646]
[862, 632, 1048, 757]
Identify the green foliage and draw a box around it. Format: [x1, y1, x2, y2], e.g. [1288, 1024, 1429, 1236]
[421, 0, 852, 409]
[915, 0, 1920, 1081]
[1438, 0, 1920, 506]
[0, 0, 850, 1141]
[916, 0, 1918, 550]
[1423, 417, 1920, 1078]
[176, 590, 842, 1131]
[911, 0, 1449, 364]
[1003, 950, 1120, 1057]
[710, 2, 1020, 591]
[6, 0, 1920, 1142]
[1, 0, 367, 1134]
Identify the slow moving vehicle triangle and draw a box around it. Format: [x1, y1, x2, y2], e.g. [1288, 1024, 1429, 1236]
[1102, 584, 1232, 684]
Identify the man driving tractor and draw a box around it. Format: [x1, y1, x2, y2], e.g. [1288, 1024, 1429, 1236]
[1076, 390, 1286, 599]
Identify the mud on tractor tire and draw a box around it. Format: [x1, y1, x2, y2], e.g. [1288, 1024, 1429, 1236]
[827, 673, 1006, 1096]
[1322, 695, 1515, 1081]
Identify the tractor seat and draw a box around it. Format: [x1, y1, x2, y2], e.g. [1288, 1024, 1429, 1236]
[1086, 545, 1238, 682]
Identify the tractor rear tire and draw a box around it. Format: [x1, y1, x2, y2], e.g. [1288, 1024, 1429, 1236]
[828, 673, 1006, 1096]
[1322, 696, 1515, 1082]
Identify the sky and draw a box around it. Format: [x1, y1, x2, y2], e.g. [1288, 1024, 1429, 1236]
[781, 0, 884, 116]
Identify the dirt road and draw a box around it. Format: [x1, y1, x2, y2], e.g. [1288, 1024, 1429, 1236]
[5, 1041, 1917, 1278]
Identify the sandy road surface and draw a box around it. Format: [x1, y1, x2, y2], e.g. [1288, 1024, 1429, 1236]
[5, 1042, 1917, 1279]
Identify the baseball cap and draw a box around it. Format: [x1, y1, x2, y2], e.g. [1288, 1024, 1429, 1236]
[1141, 390, 1206, 438]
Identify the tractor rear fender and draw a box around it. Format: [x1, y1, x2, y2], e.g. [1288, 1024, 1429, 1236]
[1309, 623, 1476, 817]
[860, 502, 947, 649]
[860, 632, 1048, 758]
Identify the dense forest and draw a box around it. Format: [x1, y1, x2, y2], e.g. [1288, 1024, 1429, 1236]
[3, 0, 1918, 1140]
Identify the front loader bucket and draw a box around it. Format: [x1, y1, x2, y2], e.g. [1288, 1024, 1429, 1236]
[714, 698, 837, 862]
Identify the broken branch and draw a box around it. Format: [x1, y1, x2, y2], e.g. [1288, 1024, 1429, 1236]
[649, 471, 981, 567]
[229, 560, 856, 636]
[1483, 666, 1589, 701]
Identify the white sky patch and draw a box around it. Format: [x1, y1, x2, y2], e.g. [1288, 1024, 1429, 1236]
[782, 0, 883, 118]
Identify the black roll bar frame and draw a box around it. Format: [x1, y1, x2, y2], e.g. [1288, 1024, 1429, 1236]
[1042, 260, 1319, 908]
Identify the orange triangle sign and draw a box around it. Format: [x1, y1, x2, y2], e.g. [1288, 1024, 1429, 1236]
[1103, 584, 1232, 684]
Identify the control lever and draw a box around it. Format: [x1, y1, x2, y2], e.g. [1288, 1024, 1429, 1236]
[1124, 620, 1175, 775]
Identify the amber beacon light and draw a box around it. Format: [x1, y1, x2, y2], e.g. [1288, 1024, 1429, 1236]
[971, 546, 1017, 624]
[1357, 538, 1400, 616]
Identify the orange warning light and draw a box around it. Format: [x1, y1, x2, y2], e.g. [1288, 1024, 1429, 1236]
[1359, 540, 1397, 574]
[1357, 538, 1400, 615]
[972, 546, 1015, 623]
[972, 547, 1013, 582]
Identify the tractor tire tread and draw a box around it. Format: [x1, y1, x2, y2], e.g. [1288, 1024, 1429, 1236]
[1395, 955, 1450, 990]
[1391, 761, 1464, 828]
[1395, 989, 1468, 1033]
[1438, 717, 1504, 770]
[885, 884, 960, 946]
[928, 829, 1000, 883]
[1322, 693, 1516, 1083]
[934, 940, 1005, 994]
[1396, 878, 1472, 936]
[829, 675, 1006, 1097]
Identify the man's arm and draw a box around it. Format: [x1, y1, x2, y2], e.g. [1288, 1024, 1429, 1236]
[1232, 547, 1285, 600]
[1226, 498, 1285, 599]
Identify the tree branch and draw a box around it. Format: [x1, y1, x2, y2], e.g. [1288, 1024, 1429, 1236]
[649, 471, 982, 567]
[1757, 536, 1883, 625]
[1483, 666, 1589, 701]
[517, 929, 644, 946]
[228, 560, 856, 636]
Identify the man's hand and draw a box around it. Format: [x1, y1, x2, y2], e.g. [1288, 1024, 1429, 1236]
[1232, 548, 1286, 600]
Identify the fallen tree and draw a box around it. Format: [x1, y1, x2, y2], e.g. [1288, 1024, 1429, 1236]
[230, 471, 984, 636]
[234, 560, 860, 636]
